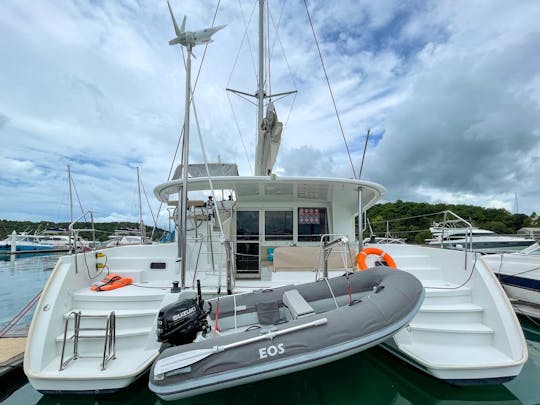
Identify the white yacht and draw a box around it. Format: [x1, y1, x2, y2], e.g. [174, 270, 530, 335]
[482, 242, 540, 319]
[427, 218, 534, 253]
[0, 232, 56, 254]
[24, 1, 527, 396]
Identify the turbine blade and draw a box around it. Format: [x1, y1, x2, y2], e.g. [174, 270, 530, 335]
[166, 0, 182, 36]
[180, 15, 186, 33]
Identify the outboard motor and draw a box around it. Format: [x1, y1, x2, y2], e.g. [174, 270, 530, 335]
[157, 281, 210, 345]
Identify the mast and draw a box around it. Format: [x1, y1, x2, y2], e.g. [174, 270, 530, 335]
[227, 0, 294, 176]
[254, 0, 265, 175]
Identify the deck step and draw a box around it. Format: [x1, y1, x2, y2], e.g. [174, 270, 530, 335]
[72, 285, 168, 310]
[41, 348, 159, 376]
[422, 284, 472, 305]
[406, 322, 494, 346]
[64, 309, 158, 318]
[55, 326, 153, 355]
[415, 303, 484, 324]
[62, 309, 158, 329]
[398, 266, 441, 280]
[56, 326, 150, 341]
[398, 342, 513, 367]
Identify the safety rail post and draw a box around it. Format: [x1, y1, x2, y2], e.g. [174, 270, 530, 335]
[319, 234, 350, 279]
[435, 210, 474, 268]
[225, 239, 235, 295]
[68, 211, 96, 274]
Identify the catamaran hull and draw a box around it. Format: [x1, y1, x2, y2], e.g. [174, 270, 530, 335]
[149, 268, 425, 401]
[381, 339, 522, 385]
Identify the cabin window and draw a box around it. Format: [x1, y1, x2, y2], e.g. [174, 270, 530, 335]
[236, 211, 259, 240]
[297, 207, 328, 242]
[236, 211, 260, 271]
[264, 211, 293, 241]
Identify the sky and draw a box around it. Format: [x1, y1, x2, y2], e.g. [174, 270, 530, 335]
[1, 0, 539, 230]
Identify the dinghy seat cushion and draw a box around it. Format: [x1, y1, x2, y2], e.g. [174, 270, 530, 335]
[256, 300, 281, 325]
[283, 289, 316, 319]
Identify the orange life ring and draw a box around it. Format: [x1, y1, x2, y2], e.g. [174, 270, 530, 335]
[356, 247, 397, 271]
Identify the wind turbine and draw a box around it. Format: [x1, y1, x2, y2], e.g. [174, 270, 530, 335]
[166, 1, 225, 51]
[166, 1, 225, 288]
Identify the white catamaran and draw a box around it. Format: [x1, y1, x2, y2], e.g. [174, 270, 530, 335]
[24, 0, 526, 396]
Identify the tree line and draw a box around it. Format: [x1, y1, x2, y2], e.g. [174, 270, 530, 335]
[0, 219, 168, 242]
[365, 200, 539, 244]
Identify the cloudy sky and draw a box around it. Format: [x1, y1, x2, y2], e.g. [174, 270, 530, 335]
[1, 0, 539, 229]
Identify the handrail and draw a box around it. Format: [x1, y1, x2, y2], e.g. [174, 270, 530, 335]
[435, 210, 474, 252]
[68, 211, 96, 254]
[317, 234, 352, 279]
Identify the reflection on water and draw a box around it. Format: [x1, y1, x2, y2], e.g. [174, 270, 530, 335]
[1, 254, 540, 404]
[4, 346, 524, 405]
[0, 253, 62, 331]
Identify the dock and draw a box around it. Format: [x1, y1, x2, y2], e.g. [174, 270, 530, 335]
[0, 337, 26, 377]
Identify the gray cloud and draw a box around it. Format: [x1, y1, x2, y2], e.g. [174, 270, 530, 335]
[0, 112, 9, 130]
[1, 1, 539, 223]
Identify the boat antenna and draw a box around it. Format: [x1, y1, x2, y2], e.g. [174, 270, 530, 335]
[358, 128, 370, 179]
[166, 0, 225, 288]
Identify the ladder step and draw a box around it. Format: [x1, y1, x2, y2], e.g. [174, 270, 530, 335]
[56, 326, 149, 341]
[64, 309, 157, 319]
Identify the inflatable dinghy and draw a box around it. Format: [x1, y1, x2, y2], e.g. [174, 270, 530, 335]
[149, 267, 424, 400]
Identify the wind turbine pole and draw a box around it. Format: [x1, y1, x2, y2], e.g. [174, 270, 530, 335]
[166, 1, 224, 289]
[179, 44, 192, 289]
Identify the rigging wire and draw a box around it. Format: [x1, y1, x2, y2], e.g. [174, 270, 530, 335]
[139, 175, 158, 232]
[303, 0, 357, 179]
[267, 0, 298, 138]
[227, 91, 255, 174]
[358, 129, 370, 179]
[227, 0, 259, 90]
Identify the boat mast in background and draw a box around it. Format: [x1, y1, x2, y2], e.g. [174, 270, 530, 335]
[137, 166, 144, 243]
[68, 164, 73, 223]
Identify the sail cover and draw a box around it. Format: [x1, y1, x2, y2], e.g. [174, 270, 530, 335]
[256, 101, 283, 176]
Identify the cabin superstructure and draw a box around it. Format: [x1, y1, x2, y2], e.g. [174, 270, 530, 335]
[154, 169, 385, 285]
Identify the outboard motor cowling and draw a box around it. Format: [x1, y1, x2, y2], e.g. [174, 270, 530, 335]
[157, 298, 208, 346]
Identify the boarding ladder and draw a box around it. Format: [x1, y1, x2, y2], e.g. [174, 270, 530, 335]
[59, 311, 116, 371]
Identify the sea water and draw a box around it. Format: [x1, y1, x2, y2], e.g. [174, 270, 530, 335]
[1, 253, 540, 405]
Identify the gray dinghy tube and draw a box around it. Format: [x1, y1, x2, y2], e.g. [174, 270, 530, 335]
[149, 267, 424, 401]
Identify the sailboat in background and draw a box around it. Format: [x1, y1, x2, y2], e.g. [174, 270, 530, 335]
[0, 165, 89, 254]
[103, 167, 155, 247]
